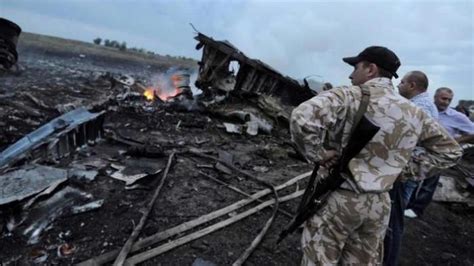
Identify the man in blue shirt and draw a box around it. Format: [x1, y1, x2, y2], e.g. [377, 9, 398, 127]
[407, 87, 474, 218]
[399, 71, 438, 119]
[435, 87, 474, 144]
[398, 72, 440, 216]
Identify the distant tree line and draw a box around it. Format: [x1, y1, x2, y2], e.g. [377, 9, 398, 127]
[93, 37, 126, 51]
[92, 37, 195, 61]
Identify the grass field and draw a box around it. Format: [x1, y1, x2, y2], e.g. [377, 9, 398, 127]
[17, 32, 198, 69]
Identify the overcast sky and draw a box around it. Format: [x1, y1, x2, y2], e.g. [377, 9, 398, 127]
[2, 0, 473, 104]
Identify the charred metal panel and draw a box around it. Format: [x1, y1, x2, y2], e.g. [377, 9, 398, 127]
[194, 33, 315, 106]
[0, 107, 106, 170]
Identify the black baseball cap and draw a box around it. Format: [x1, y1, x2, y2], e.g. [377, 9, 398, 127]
[343, 46, 401, 78]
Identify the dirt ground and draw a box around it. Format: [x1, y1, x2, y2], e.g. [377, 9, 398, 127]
[0, 33, 473, 266]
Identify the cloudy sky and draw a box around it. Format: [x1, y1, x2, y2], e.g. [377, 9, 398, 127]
[2, 0, 473, 104]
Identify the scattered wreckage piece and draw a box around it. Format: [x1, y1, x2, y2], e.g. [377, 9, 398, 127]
[57, 243, 76, 257]
[0, 107, 106, 170]
[197, 170, 293, 218]
[20, 186, 101, 244]
[194, 32, 315, 106]
[23, 176, 66, 210]
[466, 177, 474, 188]
[188, 149, 279, 266]
[430, 151, 474, 204]
[433, 175, 473, 204]
[215, 150, 234, 175]
[30, 248, 48, 263]
[253, 166, 269, 173]
[68, 157, 108, 182]
[124, 190, 304, 265]
[114, 74, 135, 87]
[223, 122, 243, 135]
[0, 164, 68, 206]
[68, 168, 99, 182]
[71, 199, 104, 214]
[113, 152, 175, 266]
[218, 108, 274, 136]
[109, 164, 162, 187]
[0, 18, 22, 70]
[78, 171, 311, 266]
[108, 156, 165, 187]
[56, 97, 112, 114]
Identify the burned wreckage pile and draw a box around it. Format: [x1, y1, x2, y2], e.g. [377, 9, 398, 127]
[0, 31, 319, 265]
[2, 27, 474, 265]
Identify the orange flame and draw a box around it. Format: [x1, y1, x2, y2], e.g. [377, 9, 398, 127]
[144, 86, 183, 102]
[144, 88, 155, 101]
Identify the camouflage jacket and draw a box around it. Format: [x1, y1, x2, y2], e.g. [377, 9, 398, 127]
[290, 77, 462, 192]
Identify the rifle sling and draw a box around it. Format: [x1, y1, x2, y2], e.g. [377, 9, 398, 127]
[352, 85, 371, 135]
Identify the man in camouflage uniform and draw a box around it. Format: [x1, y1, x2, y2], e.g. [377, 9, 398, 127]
[290, 46, 462, 265]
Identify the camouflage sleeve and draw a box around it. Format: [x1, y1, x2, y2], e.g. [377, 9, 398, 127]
[404, 114, 463, 179]
[290, 89, 345, 163]
[400, 146, 428, 182]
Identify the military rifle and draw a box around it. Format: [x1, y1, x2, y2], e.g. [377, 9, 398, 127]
[277, 86, 379, 244]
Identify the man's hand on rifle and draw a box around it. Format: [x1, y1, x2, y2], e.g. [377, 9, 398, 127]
[320, 149, 339, 168]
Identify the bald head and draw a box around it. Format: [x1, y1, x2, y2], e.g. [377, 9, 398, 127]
[406, 71, 429, 92]
[397, 70, 429, 99]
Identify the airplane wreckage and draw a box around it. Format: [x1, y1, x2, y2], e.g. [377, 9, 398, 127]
[1, 22, 473, 265]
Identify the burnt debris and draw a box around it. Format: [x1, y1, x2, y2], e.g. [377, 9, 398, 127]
[1, 30, 473, 266]
[0, 107, 105, 171]
[194, 32, 315, 106]
[0, 18, 22, 70]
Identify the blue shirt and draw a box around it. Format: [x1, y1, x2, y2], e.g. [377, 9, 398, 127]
[411, 92, 438, 119]
[438, 108, 474, 138]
